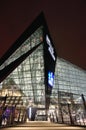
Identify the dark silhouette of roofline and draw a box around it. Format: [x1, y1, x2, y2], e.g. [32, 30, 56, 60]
[0, 12, 54, 66]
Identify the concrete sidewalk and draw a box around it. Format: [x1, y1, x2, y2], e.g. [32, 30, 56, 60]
[1, 121, 86, 130]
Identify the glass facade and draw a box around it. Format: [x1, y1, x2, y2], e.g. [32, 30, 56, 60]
[49, 57, 86, 104]
[50, 57, 86, 125]
[0, 27, 46, 108]
[55, 57, 86, 95]
[51, 57, 86, 100]
[0, 26, 43, 71]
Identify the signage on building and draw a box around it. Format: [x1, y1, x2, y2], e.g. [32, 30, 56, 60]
[46, 35, 55, 61]
[48, 71, 54, 87]
[44, 32, 57, 94]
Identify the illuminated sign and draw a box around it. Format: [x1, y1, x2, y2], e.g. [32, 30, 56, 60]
[48, 71, 54, 87]
[46, 35, 55, 61]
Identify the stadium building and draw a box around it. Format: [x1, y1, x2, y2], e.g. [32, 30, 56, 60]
[0, 12, 86, 126]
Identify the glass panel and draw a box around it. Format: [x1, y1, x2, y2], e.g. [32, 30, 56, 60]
[0, 26, 43, 71]
[0, 45, 45, 107]
[49, 57, 86, 125]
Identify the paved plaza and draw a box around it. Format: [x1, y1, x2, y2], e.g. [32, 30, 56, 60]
[1, 121, 86, 130]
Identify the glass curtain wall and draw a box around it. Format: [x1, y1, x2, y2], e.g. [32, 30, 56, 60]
[0, 26, 43, 71]
[49, 57, 86, 125]
[50, 56, 86, 105]
[0, 26, 45, 108]
[55, 57, 86, 96]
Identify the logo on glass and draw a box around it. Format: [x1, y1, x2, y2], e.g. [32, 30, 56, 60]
[48, 71, 54, 87]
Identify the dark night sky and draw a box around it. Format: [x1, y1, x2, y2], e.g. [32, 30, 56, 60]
[0, 0, 86, 70]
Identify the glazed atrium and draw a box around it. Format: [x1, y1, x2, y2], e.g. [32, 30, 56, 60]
[0, 13, 86, 126]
